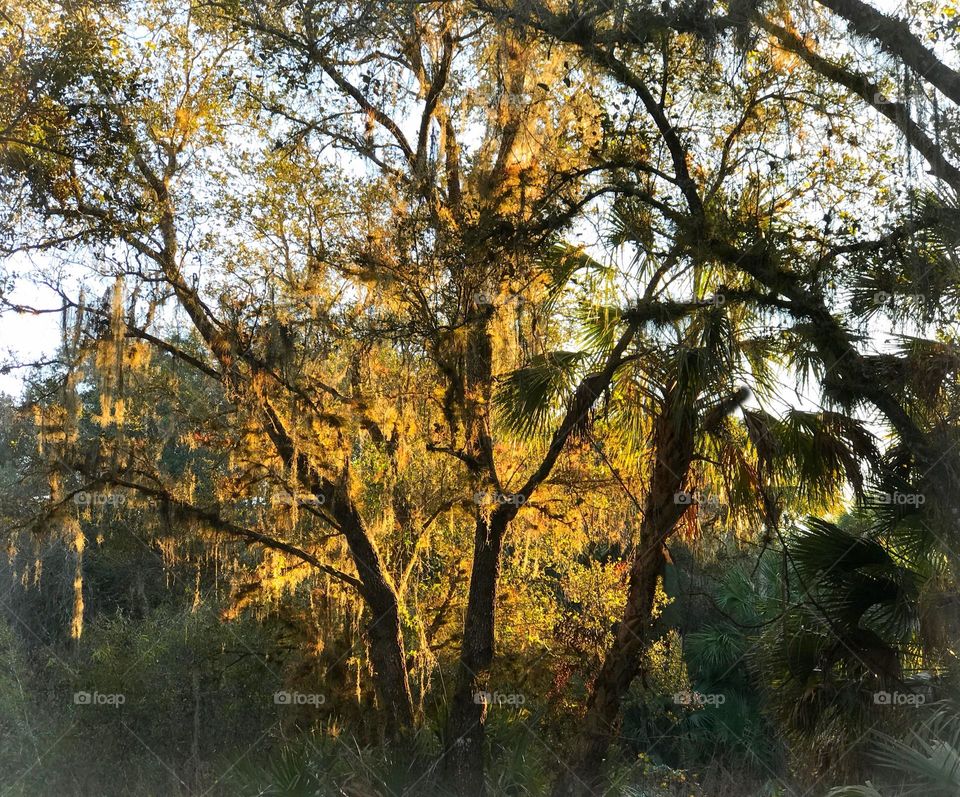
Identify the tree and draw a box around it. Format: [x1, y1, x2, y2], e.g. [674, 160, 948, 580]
[233, 3, 638, 788]
[482, 0, 960, 791]
[3, 0, 960, 793]
[0, 0, 425, 730]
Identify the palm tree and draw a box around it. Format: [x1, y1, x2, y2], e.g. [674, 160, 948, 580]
[486, 229, 879, 793]
[492, 227, 908, 794]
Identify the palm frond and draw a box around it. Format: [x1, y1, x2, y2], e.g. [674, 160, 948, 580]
[608, 197, 655, 250]
[685, 626, 747, 676]
[494, 350, 585, 438]
[536, 242, 612, 309]
[575, 302, 624, 354]
[790, 518, 921, 643]
[832, 701, 960, 797]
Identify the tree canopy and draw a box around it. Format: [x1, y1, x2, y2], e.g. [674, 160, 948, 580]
[2, 1, 960, 795]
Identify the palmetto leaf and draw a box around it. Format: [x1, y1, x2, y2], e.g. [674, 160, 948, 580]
[575, 302, 624, 354]
[874, 739, 960, 793]
[685, 626, 746, 676]
[792, 519, 889, 581]
[739, 335, 780, 400]
[781, 326, 827, 393]
[741, 408, 877, 499]
[895, 335, 960, 408]
[494, 350, 585, 438]
[790, 518, 921, 642]
[783, 410, 878, 495]
[712, 565, 765, 623]
[536, 242, 612, 310]
[914, 191, 960, 242]
[845, 192, 960, 322]
[608, 197, 655, 250]
[692, 304, 735, 376]
[830, 703, 960, 796]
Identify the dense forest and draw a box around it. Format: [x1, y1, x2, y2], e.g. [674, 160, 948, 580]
[1, 0, 960, 794]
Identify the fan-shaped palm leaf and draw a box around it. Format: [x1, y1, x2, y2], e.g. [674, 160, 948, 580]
[494, 350, 585, 438]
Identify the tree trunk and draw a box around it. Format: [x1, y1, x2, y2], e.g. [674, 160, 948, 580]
[333, 496, 416, 733]
[365, 596, 415, 733]
[551, 540, 668, 797]
[128, 177, 418, 734]
[552, 406, 694, 797]
[441, 318, 640, 794]
[443, 510, 509, 796]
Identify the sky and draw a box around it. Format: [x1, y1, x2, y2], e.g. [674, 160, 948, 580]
[0, 256, 64, 396]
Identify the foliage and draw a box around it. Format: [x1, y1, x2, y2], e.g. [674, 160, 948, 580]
[2, 0, 960, 794]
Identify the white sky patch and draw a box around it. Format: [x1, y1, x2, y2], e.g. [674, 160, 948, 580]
[0, 263, 64, 397]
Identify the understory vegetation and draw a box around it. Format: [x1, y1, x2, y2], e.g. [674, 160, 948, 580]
[2, 0, 960, 794]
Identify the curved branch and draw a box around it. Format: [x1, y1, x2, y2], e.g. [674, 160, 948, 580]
[757, 15, 960, 193]
[816, 0, 960, 106]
